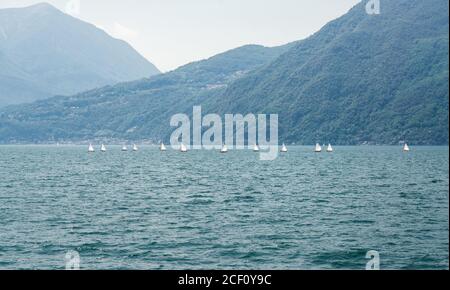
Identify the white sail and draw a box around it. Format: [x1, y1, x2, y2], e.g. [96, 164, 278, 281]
[160, 142, 167, 151]
[101, 144, 106, 152]
[326, 144, 333, 152]
[133, 144, 138, 151]
[315, 143, 322, 152]
[403, 143, 410, 152]
[280, 143, 288, 153]
[253, 144, 260, 152]
[122, 145, 128, 151]
[180, 143, 188, 152]
[88, 144, 95, 152]
[220, 144, 228, 153]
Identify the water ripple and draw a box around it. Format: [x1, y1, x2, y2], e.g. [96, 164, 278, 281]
[0, 145, 448, 269]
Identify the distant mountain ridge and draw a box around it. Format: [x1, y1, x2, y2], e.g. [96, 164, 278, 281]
[0, 0, 448, 145]
[0, 3, 160, 106]
[0, 43, 293, 142]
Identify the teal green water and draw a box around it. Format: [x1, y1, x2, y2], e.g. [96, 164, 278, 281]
[0, 145, 448, 269]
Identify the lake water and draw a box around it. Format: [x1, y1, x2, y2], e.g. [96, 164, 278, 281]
[0, 145, 448, 269]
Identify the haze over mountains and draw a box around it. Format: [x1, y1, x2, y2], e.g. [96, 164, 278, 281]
[0, 3, 160, 107]
[0, 0, 448, 145]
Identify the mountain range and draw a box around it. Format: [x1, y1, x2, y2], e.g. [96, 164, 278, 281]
[0, 0, 448, 145]
[0, 3, 160, 107]
[207, 0, 449, 145]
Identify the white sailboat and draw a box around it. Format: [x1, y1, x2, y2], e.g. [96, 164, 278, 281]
[326, 144, 333, 153]
[314, 143, 322, 153]
[160, 142, 167, 151]
[220, 144, 228, 153]
[88, 144, 95, 153]
[180, 143, 188, 152]
[280, 143, 288, 153]
[132, 144, 138, 151]
[253, 144, 260, 152]
[403, 143, 410, 152]
[122, 145, 128, 151]
[100, 144, 106, 152]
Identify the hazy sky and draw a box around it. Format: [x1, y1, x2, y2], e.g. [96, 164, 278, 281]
[0, 0, 361, 71]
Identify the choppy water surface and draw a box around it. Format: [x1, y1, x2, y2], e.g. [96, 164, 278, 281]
[0, 145, 448, 269]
